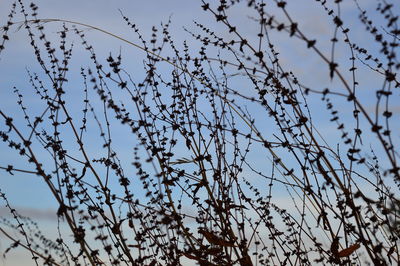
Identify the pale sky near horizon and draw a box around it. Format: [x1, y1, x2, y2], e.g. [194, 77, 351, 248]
[0, 0, 399, 265]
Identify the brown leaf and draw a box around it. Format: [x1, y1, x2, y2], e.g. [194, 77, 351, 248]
[338, 243, 360, 257]
[182, 252, 200, 261]
[200, 230, 235, 247]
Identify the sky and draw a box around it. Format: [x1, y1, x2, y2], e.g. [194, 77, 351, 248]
[0, 0, 399, 265]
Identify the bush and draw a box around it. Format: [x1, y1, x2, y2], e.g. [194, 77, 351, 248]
[0, 0, 399, 265]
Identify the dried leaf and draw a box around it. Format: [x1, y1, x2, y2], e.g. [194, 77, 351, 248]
[200, 230, 235, 247]
[228, 204, 248, 210]
[338, 243, 360, 257]
[182, 252, 200, 261]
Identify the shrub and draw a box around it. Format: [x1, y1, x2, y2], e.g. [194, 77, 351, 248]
[0, 0, 399, 265]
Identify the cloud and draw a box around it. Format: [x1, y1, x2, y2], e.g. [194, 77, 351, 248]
[0, 206, 58, 222]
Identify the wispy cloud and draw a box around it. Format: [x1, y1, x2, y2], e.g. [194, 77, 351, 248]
[0, 206, 57, 221]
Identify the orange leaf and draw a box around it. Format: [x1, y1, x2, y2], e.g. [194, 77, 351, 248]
[338, 243, 360, 257]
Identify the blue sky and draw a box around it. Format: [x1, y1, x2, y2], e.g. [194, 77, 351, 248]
[0, 0, 399, 265]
